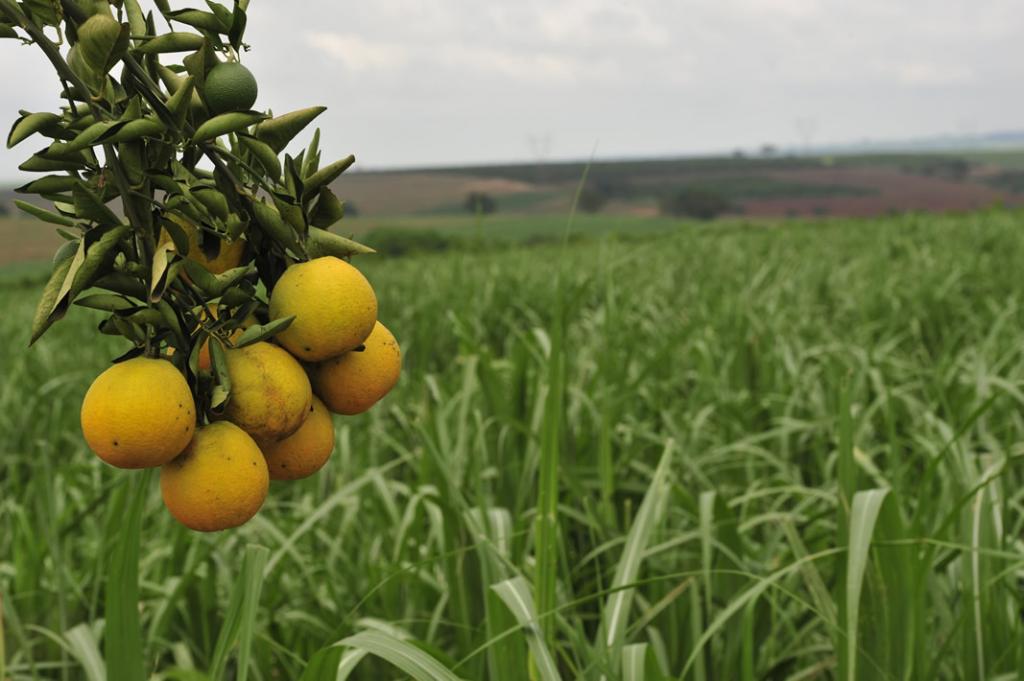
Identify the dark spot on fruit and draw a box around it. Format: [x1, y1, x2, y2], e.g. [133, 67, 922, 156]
[178, 403, 182, 408]
[113, 440, 119, 446]
[304, 346, 312, 352]
[252, 461, 257, 466]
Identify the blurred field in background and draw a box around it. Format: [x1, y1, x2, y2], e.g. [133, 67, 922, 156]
[3, 208, 1024, 678]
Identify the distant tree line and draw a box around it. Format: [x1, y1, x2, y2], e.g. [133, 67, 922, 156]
[659, 187, 731, 220]
[464, 192, 497, 215]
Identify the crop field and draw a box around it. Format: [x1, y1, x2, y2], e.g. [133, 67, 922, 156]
[2, 209, 1024, 679]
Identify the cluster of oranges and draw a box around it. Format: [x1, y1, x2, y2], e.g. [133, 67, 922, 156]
[79, 253, 401, 532]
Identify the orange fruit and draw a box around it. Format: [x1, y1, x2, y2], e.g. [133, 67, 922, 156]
[222, 341, 312, 441]
[161, 422, 268, 531]
[81, 357, 195, 468]
[268, 256, 377, 362]
[261, 396, 335, 480]
[313, 321, 401, 415]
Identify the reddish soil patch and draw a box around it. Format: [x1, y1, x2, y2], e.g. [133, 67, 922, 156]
[743, 167, 1022, 217]
[0, 217, 64, 266]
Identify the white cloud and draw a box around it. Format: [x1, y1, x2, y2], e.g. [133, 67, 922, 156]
[895, 62, 974, 86]
[307, 32, 409, 72]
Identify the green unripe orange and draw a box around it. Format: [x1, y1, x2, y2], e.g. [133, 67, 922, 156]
[203, 62, 258, 114]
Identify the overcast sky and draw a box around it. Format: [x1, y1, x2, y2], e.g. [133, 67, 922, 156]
[1, 0, 1022, 180]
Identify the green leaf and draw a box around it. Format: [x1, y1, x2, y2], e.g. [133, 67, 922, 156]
[30, 251, 76, 345]
[93, 272, 148, 299]
[309, 187, 346, 229]
[78, 15, 128, 74]
[302, 127, 321, 177]
[59, 120, 121, 153]
[99, 117, 166, 145]
[599, 441, 674, 663]
[301, 154, 354, 201]
[74, 294, 137, 312]
[233, 316, 294, 348]
[254, 106, 326, 153]
[844, 488, 890, 681]
[73, 182, 121, 226]
[228, 0, 247, 49]
[30, 224, 130, 344]
[272, 192, 306, 234]
[299, 646, 347, 681]
[193, 187, 230, 221]
[338, 631, 468, 681]
[307, 227, 375, 258]
[166, 8, 227, 32]
[150, 241, 181, 303]
[209, 545, 269, 681]
[15, 175, 79, 196]
[0, 22, 19, 39]
[192, 111, 265, 143]
[165, 75, 197, 128]
[123, 0, 147, 39]
[14, 200, 76, 227]
[21, 0, 62, 27]
[206, 1, 234, 29]
[62, 624, 106, 681]
[136, 32, 206, 54]
[251, 200, 301, 254]
[104, 471, 150, 681]
[7, 111, 61, 148]
[208, 337, 231, 410]
[491, 577, 562, 681]
[237, 133, 281, 180]
[18, 153, 90, 173]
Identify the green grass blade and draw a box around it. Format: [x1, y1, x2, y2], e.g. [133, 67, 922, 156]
[209, 544, 270, 681]
[844, 488, 889, 681]
[535, 306, 566, 646]
[491, 576, 562, 681]
[601, 440, 675, 658]
[339, 630, 468, 681]
[297, 644, 346, 681]
[105, 471, 150, 681]
[0, 590, 5, 681]
[335, 649, 370, 679]
[622, 643, 648, 681]
[64, 623, 106, 681]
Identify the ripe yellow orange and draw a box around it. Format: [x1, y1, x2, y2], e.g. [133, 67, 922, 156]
[80, 356, 195, 468]
[268, 256, 377, 362]
[313, 321, 401, 415]
[261, 396, 335, 480]
[223, 341, 312, 441]
[160, 422, 268, 532]
[160, 213, 245, 275]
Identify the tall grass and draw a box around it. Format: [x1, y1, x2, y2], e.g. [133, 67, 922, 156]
[2, 210, 1024, 679]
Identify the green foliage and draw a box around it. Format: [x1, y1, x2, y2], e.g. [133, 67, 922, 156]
[659, 186, 731, 219]
[577, 185, 609, 213]
[2, 211, 1024, 678]
[363, 227, 456, 256]
[464, 191, 497, 215]
[0, 0, 369, 416]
